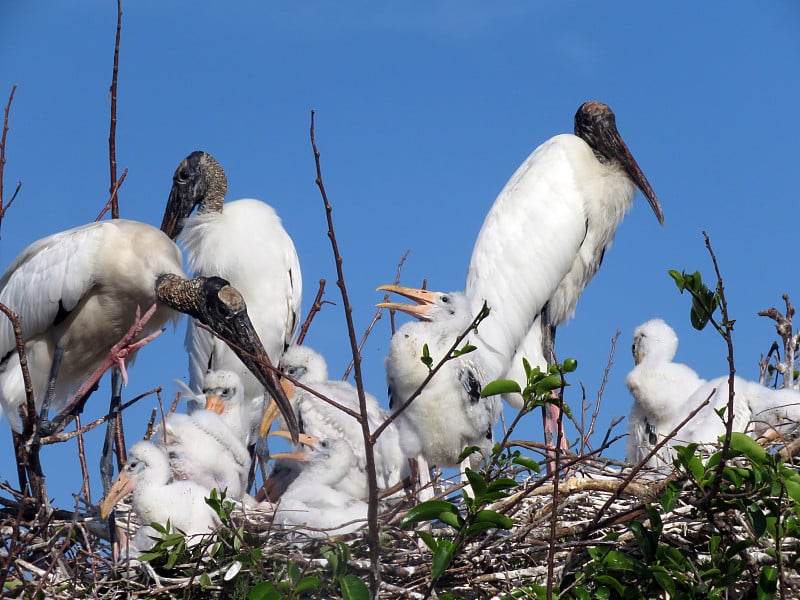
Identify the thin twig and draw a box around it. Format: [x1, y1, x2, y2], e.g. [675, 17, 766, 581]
[108, 0, 123, 218]
[343, 251, 410, 379]
[309, 110, 381, 596]
[95, 168, 128, 221]
[0, 84, 21, 236]
[296, 279, 333, 345]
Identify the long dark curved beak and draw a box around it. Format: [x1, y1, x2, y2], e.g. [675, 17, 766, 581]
[575, 101, 664, 226]
[155, 274, 300, 443]
[160, 152, 207, 240]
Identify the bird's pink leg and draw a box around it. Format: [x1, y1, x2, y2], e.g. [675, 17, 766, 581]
[59, 304, 162, 417]
[542, 393, 569, 476]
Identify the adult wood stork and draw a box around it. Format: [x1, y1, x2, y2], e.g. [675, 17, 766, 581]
[0, 220, 183, 433]
[272, 433, 368, 538]
[99, 440, 220, 552]
[378, 285, 501, 487]
[263, 344, 405, 500]
[626, 318, 800, 467]
[465, 102, 664, 446]
[161, 150, 302, 440]
[0, 217, 299, 446]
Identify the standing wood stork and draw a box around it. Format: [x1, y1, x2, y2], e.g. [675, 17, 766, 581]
[0, 217, 299, 447]
[626, 318, 800, 467]
[464, 101, 664, 451]
[0, 220, 183, 434]
[161, 150, 302, 441]
[99, 440, 220, 552]
[378, 284, 501, 496]
[272, 433, 368, 538]
[262, 344, 405, 500]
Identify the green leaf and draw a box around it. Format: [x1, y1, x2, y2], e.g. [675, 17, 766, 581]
[294, 575, 322, 594]
[464, 468, 487, 496]
[481, 379, 521, 397]
[486, 477, 519, 493]
[471, 509, 514, 530]
[452, 344, 476, 357]
[402, 500, 459, 526]
[340, 574, 370, 600]
[438, 510, 464, 529]
[431, 540, 454, 580]
[747, 503, 768, 539]
[416, 530, 437, 552]
[536, 374, 566, 392]
[247, 582, 281, 600]
[728, 432, 767, 464]
[457, 445, 482, 463]
[512, 455, 541, 472]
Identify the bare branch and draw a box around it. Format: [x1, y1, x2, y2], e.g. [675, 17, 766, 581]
[95, 168, 128, 221]
[108, 0, 123, 218]
[296, 278, 334, 345]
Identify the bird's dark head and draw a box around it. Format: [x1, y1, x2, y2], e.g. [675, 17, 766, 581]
[160, 151, 227, 239]
[574, 101, 664, 225]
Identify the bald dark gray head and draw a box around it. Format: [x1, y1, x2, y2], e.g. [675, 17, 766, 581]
[574, 101, 664, 225]
[160, 150, 228, 239]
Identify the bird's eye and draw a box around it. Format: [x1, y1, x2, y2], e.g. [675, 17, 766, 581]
[177, 168, 190, 182]
[441, 295, 450, 303]
[223, 388, 230, 396]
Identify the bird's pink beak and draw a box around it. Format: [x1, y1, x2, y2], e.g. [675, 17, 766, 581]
[205, 394, 225, 415]
[376, 284, 440, 320]
[268, 430, 320, 462]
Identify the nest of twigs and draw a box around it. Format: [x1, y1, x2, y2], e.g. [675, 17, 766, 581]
[3, 437, 800, 600]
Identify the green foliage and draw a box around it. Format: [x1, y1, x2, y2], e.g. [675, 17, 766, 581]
[560, 436, 800, 599]
[668, 269, 732, 333]
[402, 466, 517, 585]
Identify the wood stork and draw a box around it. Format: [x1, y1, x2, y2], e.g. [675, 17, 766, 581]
[271, 433, 368, 538]
[0, 217, 299, 443]
[0, 220, 183, 434]
[184, 368, 254, 446]
[263, 344, 405, 500]
[464, 101, 664, 454]
[161, 150, 302, 441]
[378, 284, 501, 494]
[626, 318, 800, 467]
[155, 409, 250, 501]
[99, 440, 220, 552]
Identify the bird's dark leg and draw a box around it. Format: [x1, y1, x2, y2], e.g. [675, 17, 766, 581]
[100, 368, 123, 495]
[35, 346, 64, 435]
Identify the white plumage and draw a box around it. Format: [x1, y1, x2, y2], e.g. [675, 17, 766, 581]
[273, 436, 368, 538]
[626, 318, 800, 467]
[275, 344, 405, 498]
[380, 286, 501, 468]
[155, 409, 250, 501]
[99, 440, 220, 552]
[465, 102, 663, 409]
[0, 220, 183, 432]
[161, 151, 302, 440]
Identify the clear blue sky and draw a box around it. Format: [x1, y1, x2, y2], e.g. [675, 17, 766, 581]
[1, 2, 798, 507]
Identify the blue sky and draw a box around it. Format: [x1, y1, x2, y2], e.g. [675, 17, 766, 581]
[1, 2, 798, 506]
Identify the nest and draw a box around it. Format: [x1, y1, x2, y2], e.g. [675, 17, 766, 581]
[3, 440, 800, 599]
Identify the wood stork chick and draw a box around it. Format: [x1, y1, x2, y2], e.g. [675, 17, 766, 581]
[99, 441, 220, 552]
[272, 433, 368, 538]
[265, 344, 405, 499]
[378, 285, 501, 469]
[626, 318, 800, 467]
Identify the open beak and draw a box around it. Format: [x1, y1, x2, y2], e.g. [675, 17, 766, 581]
[259, 379, 295, 437]
[376, 284, 439, 320]
[98, 471, 135, 519]
[205, 394, 224, 415]
[269, 430, 319, 461]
